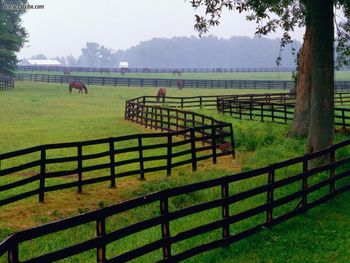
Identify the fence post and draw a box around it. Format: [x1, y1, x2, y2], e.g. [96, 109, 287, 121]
[39, 147, 46, 203]
[221, 180, 230, 241]
[77, 144, 83, 193]
[302, 156, 309, 208]
[160, 194, 171, 260]
[167, 109, 170, 131]
[176, 111, 179, 132]
[330, 148, 336, 193]
[160, 108, 164, 131]
[96, 217, 106, 262]
[271, 103, 275, 122]
[212, 125, 217, 164]
[239, 102, 242, 119]
[190, 129, 197, 171]
[144, 106, 149, 128]
[266, 166, 275, 223]
[8, 242, 19, 263]
[249, 102, 252, 120]
[229, 124, 236, 159]
[167, 134, 172, 176]
[124, 102, 128, 120]
[110, 138, 116, 188]
[138, 136, 145, 180]
[261, 104, 264, 122]
[284, 105, 287, 123]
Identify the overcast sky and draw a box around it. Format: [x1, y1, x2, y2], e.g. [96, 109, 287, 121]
[18, 0, 305, 59]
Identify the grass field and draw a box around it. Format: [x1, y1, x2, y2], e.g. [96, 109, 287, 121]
[15, 70, 350, 81]
[0, 81, 350, 262]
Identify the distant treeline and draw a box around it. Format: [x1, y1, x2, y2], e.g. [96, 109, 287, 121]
[30, 36, 301, 68]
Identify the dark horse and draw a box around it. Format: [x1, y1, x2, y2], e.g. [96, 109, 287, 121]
[172, 70, 182, 76]
[176, 80, 183, 90]
[69, 82, 88, 94]
[63, 70, 71, 76]
[120, 67, 128, 75]
[156, 88, 166, 102]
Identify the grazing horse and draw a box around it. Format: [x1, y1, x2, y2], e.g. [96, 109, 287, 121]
[176, 80, 183, 90]
[69, 82, 88, 94]
[156, 88, 166, 102]
[120, 67, 128, 75]
[63, 70, 71, 76]
[172, 70, 182, 76]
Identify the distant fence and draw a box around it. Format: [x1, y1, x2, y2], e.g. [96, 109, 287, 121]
[0, 76, 14, 90]
[14, 73, 350, 91]
[17, 65, 296, 73]
[127, 93, 294, 110]
[1, 138, 349, 262]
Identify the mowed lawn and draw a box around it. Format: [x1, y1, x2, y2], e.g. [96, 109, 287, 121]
[0, 82, 350, 262]
[0, 81, 286, 152]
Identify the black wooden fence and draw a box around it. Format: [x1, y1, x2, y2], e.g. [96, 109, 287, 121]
[17, 65, 296, 73]
[0, 123, 234, 208]
[15, 72, 350, 91]
[0, 76, 14, 90]
[1, 138, 349, 262]
[217, 95, 350, 128]
[128, 93, 295, 110]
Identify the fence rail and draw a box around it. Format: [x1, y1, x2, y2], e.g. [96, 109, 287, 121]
[15, 72, 350, 91]
[17, 65, 296, 73]
[1, 138, 349, 262]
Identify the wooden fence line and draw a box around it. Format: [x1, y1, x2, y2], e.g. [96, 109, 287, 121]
[218, 98, 350, 128]
[1, 139, 349, 262]
[17, 66, 296, 73]
[0, 124, 234, 208]
[15, 72, 350, 91]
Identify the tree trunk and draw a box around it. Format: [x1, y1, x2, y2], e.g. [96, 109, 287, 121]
[289, 23, 312, 137]
[306, 0, 334, 155]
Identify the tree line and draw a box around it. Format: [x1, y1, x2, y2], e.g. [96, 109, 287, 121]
[30, 36, 301, 68]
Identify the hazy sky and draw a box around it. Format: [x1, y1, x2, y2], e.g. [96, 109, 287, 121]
[18, 0, 305, 59]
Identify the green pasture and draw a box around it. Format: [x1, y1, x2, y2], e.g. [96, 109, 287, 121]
[15, 70, 350, 81]
[0, 81, 350, 262]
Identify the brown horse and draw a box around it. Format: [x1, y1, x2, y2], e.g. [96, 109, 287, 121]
[176, 80, 183, 90]
[156, 88, 166, 102]
[69, 82, 88, 94]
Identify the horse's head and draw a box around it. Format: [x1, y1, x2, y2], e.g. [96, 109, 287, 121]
[82, 83, 88, 94]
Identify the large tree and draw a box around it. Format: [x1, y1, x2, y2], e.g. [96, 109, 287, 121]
[190, 0, 350, 154]
[0, 0, 28, 76]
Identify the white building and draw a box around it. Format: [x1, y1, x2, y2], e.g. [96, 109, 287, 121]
[119, 62, 129, 69]
[19, 59, 62, 66]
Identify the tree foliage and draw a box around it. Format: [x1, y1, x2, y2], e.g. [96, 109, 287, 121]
[0, 0, 28, 76]
[190, 0, 350, 67]
[190, 0, 350, 154]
